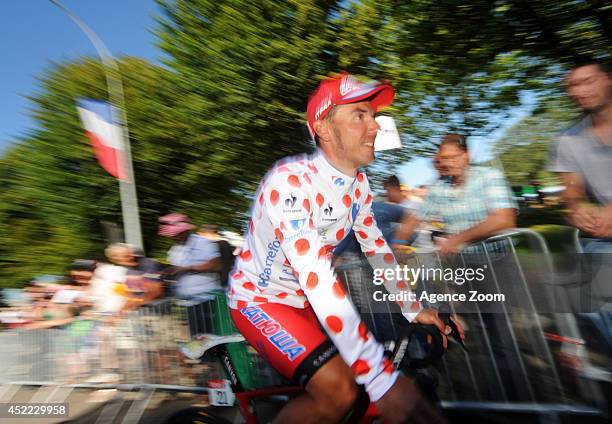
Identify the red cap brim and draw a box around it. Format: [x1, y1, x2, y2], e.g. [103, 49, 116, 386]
[336, 83, 394, 111]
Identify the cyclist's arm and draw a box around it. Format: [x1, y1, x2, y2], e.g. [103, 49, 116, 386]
[352, 175, 422, 321]
[264, 172, 398, 402]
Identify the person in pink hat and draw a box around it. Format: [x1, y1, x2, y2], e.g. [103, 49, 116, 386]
[158, 213, 222, 299]
[227, 72, 462, 423]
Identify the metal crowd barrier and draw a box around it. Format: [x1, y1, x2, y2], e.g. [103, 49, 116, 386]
[0, 292, 283, 391]
[336, 229, 610, 420]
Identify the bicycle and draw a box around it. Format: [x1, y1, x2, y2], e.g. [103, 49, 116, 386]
[165, 314, 463, 424]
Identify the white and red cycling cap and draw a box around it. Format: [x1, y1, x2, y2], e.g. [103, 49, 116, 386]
[306, 71, 395, 139]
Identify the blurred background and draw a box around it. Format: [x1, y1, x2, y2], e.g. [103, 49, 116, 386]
[1, 1, 612, 422]
[1, 0, 604, 284]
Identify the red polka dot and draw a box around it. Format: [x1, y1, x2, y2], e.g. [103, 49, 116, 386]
[296, 289, 304, 296]
[306, 272, 319, 289]
[342, 195, 352, 208]
[283, 258, 291, 266]
[303, 300, 310, 308]
[411, 301, 420, 312]
[253, 296, 268, 303]
[363, 216, 374, 227]
[375, 238, 385, 248]
[365, 194, 372, 204]
[351, 359, 370, 376]
[302, 199, 311, 213]
[355, 188, 361, 199]
[365, 250, 375, 257]
[304, 173, 312, 185]
[309, 217, 315, 229]
[336, 229, 345, 241]
[318, 245, 333, 258]
[358, 322, 369, 341]
[294, 270, 299, 279]
[237, 301, 248, 309]
[240, 250, 252, 261]
[275, 228, 284, 243]
[258, 193, 264, 205]
[280, 221, 287, 230]
[396, 280, 408, 289]
[295, 239, 310, 255]
[332, 280, 346, 299]
[396, 301, 405, 309]
[243, 282, 256, 291]
[270, 190, 279, 206]
[232, 270, 244, 279]
[384, 253, 394, 264]
[308, 164, 318, 174]
[288, 175, 301, 187]
[326, 316, 343, 333]
[357, 230, 368, 239]
[276, 292, 288, 299]
[357, 172, 364, 182]
[316, 193, 324, 207]
[383, 358, 394, 374]
[249, 220, 254, 234]
[277, 166, 289, 172]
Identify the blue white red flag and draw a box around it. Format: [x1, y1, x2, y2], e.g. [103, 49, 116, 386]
[76, 98, 127, 180]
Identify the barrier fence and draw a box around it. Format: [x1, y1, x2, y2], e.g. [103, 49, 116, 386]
[0, 291, 284, 391]
[336, 229, 611, 419]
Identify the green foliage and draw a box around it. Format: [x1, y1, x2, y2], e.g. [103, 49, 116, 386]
[0, 58, 194, 287]
[4, 0, 612, 286]
[497, 95, 579, 186]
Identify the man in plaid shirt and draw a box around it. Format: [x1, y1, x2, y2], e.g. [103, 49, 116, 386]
[396, 134, 516, 254]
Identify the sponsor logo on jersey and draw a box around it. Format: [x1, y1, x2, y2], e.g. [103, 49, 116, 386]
[257, 240, 281, 288]
[285, 194, 297, 208]
[283, 193, 303, 213]
[240, 306, 306, 361]
[322, 203, 337, 222]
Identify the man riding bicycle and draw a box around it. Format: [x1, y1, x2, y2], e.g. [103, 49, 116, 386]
[228, 72, 463, 423]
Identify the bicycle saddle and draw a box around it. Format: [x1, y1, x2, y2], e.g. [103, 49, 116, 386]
[179, 333, 246, 360]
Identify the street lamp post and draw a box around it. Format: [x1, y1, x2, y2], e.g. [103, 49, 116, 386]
[49, 0, 144, 250]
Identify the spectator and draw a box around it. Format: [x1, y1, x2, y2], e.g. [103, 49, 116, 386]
[548, 59, 612, 252]
[50, 259, 98, 312]
[548, 59, 612, 358]
[395, 134, 517, 255]
[335, 175, 412, 257]
[198, 224, 235, 287]
[88, 243, 132, 314]
[396, 134, 520, 398]
[158, 213, 222, 299]
[372, 175, 412, 244]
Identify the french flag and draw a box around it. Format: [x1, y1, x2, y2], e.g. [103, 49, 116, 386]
[76, 98, 127, 180]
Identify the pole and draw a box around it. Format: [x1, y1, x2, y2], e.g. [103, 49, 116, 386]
[49, 0, 144, 250]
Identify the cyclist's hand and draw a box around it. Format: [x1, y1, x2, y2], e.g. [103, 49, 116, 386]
[376, 375, 446, 424]
[413, 309, 452, 349]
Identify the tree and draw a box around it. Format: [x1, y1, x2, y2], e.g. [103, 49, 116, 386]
[0, 58, 195, 287]
[497, 95, 578, 186]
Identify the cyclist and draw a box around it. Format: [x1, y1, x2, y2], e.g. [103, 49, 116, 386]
[228, 72, 463, 423]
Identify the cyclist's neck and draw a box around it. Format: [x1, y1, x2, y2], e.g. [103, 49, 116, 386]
[316, 149, 358, 179]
